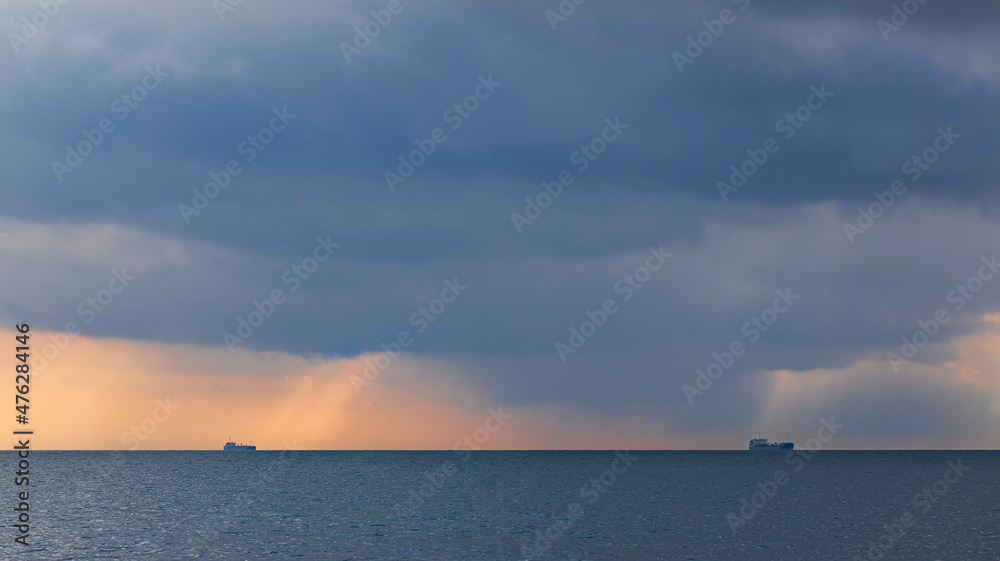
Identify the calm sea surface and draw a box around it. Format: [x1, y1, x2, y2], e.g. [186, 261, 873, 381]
[1, 451, 997, 560]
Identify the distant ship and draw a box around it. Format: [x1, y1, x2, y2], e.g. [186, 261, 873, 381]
[223, 440, 256, 451]
[748, 436, 793, 451]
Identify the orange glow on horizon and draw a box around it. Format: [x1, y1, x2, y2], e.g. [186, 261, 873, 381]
[4, 329, 691, 450]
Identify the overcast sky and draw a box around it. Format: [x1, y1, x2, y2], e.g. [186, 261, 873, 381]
[3, 0, 1000, 449]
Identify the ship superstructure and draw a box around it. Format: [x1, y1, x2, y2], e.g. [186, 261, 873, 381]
[748, 436, 793, 451]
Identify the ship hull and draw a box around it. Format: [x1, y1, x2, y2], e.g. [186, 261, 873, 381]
[749, 443, 793, 451]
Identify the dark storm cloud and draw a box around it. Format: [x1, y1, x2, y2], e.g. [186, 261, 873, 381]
[750, 0, 1000, 31]
[2, 0, 1000, 442]
[2, 0, 998, 227]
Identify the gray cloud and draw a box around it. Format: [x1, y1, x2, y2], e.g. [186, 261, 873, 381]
[2, 0, 1000, 444]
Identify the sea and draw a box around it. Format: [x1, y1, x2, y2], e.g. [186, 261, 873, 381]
[1, 450, 997, 560]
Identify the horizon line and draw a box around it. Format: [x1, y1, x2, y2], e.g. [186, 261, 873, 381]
[8, 448, 998, 452]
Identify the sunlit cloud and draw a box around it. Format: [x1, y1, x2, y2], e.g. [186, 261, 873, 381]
[9, 328, 693, 450]
[755, 315, 1000, 449]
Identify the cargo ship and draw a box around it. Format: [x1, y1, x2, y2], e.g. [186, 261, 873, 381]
[223, 440, 256, 451]
[748, 436, 793, 451]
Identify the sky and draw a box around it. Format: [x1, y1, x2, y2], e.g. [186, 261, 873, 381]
[2, 0, 1000, 450]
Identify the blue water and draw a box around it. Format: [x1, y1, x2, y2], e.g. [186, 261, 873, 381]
[1, 451, 997, 560]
